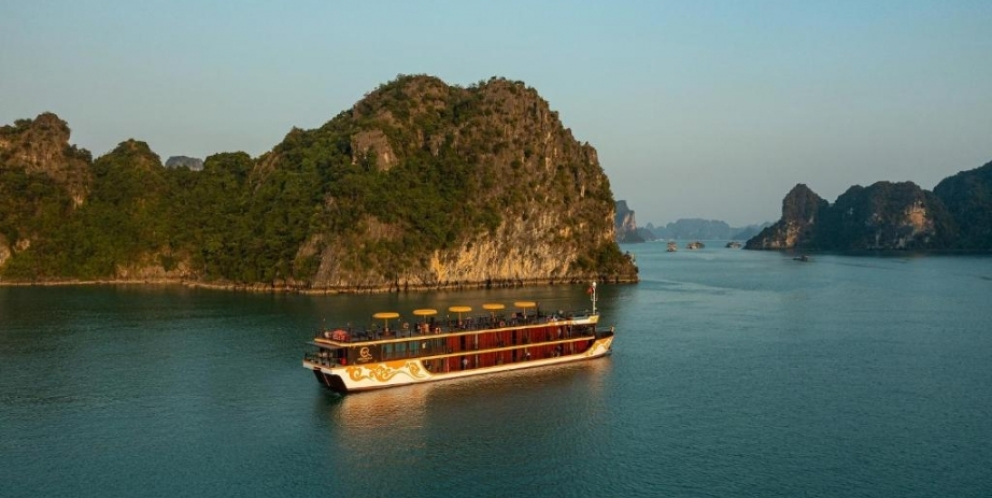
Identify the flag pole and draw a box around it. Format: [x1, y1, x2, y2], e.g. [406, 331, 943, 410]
[590, 281, 598, 315]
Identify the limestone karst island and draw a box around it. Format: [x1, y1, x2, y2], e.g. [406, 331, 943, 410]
[0, 75, 638, 291]
[612, 163, 992, 253]
[746, 163, 992, 252]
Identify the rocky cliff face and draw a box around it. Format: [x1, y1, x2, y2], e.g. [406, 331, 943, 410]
[745, 184, 828, 249]
[746, 181, 955, 251]
[933, 160, 992, 250]
[306, 209, 618, 291]
[821, 182, 954, 250]
[614, 200, 644, 243]
[0, 233, 10, 268]
[0, 113, 93, 268]
[0, 113, 91, 206]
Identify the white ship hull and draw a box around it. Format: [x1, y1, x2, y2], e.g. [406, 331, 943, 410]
[305, 334, 613, 393]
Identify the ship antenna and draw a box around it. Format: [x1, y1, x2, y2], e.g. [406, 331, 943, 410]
[590, 281, 598, 315]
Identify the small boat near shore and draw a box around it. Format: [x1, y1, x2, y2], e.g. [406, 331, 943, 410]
[303, 283, 614, 394]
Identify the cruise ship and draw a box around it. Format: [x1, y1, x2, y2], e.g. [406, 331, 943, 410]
[303, 283, 614, 393]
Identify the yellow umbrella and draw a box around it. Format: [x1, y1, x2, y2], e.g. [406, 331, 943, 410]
[483, 303, 505, 325]
[448, 305, 472, 327]
[413, 308, 438, 333]
[514, 301, 536, 319]
[372, 311, 400, 331]
[413, 308, 437, 322]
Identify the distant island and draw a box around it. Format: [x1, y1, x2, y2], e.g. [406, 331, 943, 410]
[0, 75, 638, 291]
[612, 205, 770, 243]
[164, 156, 203, 171]
[746, 160, 992, 251]
[644, 219, 770, 241]
[614, 200, 646, 243]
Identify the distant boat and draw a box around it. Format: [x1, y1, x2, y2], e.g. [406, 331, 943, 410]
[667, 241, 677, 252]
[793, 255, 810, 262]
[686, 241, 705, 250]
[725, 241, 742, 249]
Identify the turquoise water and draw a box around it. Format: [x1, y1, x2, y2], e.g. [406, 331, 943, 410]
[2, 245, 991, 497]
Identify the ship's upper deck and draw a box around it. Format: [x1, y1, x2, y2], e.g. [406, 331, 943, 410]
[312, 308, 599, 348]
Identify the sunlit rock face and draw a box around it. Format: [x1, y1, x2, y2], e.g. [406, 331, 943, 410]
[747, 181, 956, 251]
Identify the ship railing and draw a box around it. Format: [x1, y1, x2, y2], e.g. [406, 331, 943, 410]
[317, 309, 598, 344]
[303, 352, 342, 368]
[373, 331, 600, 362]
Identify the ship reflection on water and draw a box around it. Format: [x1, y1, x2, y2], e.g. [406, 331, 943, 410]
[320, 357, 612, 433]
[318, 358, 613, 483]
[329, 383, 433, 430]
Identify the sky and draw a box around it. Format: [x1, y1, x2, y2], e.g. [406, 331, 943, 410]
[2, 1, 990, 227]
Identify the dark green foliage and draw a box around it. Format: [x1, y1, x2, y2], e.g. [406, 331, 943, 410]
[934, 160, 992, 250]
[0, 113, 92, 278]
[0, 168, 71, 246]
[4, 140, 170, 278]
[168, 152, 254, 280]
[572, 242, 637, 277]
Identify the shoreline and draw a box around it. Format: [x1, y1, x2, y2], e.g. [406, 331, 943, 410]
[0, 275, 639, 294]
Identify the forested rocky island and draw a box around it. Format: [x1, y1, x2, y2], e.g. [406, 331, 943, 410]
[0, 75, 638, 291]
[746, 161, 992, 252]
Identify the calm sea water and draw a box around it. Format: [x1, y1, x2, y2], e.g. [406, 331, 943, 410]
[2, 244, 991, 497]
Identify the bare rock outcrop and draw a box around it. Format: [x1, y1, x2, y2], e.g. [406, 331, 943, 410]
[746, 181, 955, 251]
[0, 112, 91, 206]
[746, 184, 827, 250]
[614, 200, 644, 243]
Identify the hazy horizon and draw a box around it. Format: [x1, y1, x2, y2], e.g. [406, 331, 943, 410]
[3, 1, 990, 227]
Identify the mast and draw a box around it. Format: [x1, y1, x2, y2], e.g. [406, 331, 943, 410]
[590, 281, 598, 315]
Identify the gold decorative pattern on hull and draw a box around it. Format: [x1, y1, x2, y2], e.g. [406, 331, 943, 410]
[345, 361, 430, 383]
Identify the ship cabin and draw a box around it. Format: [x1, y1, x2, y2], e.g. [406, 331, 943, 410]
[304, 302, 610, 375]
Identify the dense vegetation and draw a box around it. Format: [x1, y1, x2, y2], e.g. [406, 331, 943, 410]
[0, 75, 637, 288]
[934, 160, 992, 249]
